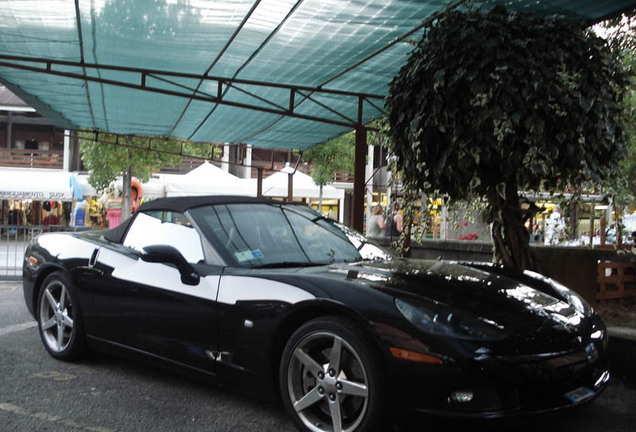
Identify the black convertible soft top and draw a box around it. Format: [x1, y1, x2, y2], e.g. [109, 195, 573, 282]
[137, 195, 276, 213]
[103, 195, 280, 244]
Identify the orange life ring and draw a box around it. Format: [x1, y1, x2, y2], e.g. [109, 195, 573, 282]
[131, 178, 144, 213]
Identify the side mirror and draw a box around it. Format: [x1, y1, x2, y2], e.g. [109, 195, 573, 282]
[141, 245, 200, 286]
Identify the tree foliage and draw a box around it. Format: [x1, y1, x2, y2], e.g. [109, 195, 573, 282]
[601, 12, 636, 206]
[80, 130, 223, 219]
[303, 132, 355, 210]
[80, 132, 186, 219]
[79, 132, 182, 191]
[304, 133, 355, 187]
[386, 5, 628, 269]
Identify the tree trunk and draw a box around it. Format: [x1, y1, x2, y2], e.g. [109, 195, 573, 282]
[121, 166, 132, 221]
[318, 185, 324, 215]
[487, 184, 538, 271]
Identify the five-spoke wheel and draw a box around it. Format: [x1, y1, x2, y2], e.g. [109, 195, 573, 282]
[37, 272, 86, 360]
[280, 317, 388, 432]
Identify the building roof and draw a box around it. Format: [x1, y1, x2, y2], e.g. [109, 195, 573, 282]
[0, 86, 34, 112]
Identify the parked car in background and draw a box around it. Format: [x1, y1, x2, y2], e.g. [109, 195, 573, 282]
[23, 196, 610, 432]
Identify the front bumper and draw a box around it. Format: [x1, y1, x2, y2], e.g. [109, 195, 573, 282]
[389, 342, 610, 419]
[411, 367, 610, 419]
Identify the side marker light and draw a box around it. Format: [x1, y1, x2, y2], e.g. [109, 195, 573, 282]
[390, 347, 444, 364]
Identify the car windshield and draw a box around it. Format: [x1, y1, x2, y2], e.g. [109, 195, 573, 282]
[190, 203, 387, 268]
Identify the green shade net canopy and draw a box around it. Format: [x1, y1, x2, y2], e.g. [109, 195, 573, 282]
[0, 0, 633, 150]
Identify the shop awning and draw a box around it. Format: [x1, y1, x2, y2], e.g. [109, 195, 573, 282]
[0, 0, 633, 150]
[0, 168, 93, 201]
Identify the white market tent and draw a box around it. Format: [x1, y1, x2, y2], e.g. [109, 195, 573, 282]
[164, 162, 345, 222]
[0, 163, 345, 221]
[163, 161, 254, 197]
[261, 163, 345, 201]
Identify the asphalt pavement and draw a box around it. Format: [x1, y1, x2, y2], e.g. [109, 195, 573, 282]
[1, 280, 635, 432]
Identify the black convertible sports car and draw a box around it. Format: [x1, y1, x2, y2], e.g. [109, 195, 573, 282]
[23, 196, 609, 432]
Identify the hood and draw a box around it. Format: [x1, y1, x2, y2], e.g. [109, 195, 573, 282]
[326, 259, 588, 342]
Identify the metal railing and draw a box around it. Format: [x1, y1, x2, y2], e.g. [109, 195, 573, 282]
[1, 225, 42, 279]
[0, 225, 95, 280]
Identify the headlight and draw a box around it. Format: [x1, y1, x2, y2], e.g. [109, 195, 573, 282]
[523, 270, 594, 316]
[395, 298, 504, 341]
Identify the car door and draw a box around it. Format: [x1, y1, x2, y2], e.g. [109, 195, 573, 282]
[88, 210, 220, 373]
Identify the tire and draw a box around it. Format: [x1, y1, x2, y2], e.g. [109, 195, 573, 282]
[279, 316, 390, 432]
[36, 272, 87, 360]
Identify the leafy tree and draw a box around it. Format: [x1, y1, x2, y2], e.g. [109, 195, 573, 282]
[386, 6, 628, 270]
[80, 130, 223, 219]
[303, 132, 355, 212]
[79, 132, 183, 219]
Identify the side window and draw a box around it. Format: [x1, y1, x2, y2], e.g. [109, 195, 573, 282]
[123, 211, 205, 264]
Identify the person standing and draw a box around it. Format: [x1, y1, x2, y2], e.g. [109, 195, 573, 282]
[544, 205, 565, 245]
[385, 201, 404, 237]
[366, 205, 386, 238]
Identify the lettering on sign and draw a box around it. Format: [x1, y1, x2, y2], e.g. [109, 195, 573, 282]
[0, 191, 69, 200]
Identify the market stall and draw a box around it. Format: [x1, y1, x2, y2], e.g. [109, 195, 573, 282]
[0, 168, 96, 227]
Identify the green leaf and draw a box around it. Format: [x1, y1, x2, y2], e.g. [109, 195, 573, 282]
[496, 182, 506, 199]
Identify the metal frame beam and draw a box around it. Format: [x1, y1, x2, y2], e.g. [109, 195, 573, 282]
[0, 55, 383, 131]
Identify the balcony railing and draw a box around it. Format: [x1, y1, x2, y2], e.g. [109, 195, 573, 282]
[333, 172, 353, 183]
[0, 148, 64, 169]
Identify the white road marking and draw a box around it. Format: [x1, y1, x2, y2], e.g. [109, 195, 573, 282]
[0, 402, 113, 432]
[34, 370, 77, 381]
[0, 321, 37, 337]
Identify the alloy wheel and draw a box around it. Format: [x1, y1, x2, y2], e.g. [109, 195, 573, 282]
[38, 279, 75, 353]
[286, 331, 369, 432]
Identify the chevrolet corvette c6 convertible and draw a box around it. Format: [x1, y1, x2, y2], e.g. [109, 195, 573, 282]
[23, 196, 609, 432]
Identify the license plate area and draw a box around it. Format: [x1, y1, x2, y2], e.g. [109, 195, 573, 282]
[564, 386, 596, 403]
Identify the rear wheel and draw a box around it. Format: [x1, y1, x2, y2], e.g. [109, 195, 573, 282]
[37, 272, 87, 360]
[279, 316, 389, 432]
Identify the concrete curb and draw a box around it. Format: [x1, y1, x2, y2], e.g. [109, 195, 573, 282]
[608, 327, 636, 382]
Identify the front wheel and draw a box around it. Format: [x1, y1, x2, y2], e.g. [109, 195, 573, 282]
[37, 272, 87, 360]
[279, 316, 389, 432]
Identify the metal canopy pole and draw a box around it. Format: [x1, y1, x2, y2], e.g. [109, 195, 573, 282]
[257, 167, 263, 197]
[353, 97, 367, 232]
[287, 172, 293, 202]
